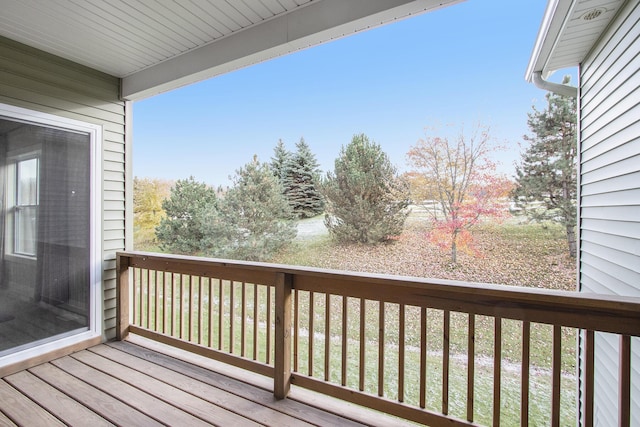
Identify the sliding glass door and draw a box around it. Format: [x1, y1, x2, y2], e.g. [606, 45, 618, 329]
[0, 110, 98, 358]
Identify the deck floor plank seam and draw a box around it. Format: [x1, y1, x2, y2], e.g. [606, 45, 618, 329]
[3, 370, 114, 427]
[1, 340, 415, 427]
[0, 407, 18, 427]
[89, 344, 312, 427]
[108, 339, 371, 427]
[49, 355, 211, 427]
[69, 349, 261, 426]
[0, 378, 66, 426]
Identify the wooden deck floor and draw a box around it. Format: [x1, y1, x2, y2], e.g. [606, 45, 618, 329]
[0, 336, 416, 426]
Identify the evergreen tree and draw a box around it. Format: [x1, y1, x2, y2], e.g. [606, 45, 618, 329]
[220, 156, 297, 261]
[155, 177, 224, 255]
[322, 134, 409, 244]
[283, 138, 324, 218]
[270, 139, 291, 183]
[513, 76, 578, 258]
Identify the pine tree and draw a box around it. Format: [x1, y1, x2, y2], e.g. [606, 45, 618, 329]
[322, 134, 409, 244]
[283, 138, 324, 218]
[270, 139, 291, 183]
[513, 77, 577, 258]
[155, 177, 224, 255]
[220, 156, 297, 261]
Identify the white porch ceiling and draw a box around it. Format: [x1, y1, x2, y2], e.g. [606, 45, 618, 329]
[526, 0, 627, 81]
[0, 0, 463, 100]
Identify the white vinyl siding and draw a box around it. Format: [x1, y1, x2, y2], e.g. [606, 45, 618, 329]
[0, 36, 126, 341]
[579, 1, 640, 426]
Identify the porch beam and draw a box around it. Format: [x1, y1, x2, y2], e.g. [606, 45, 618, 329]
[121, 0, 462, 100]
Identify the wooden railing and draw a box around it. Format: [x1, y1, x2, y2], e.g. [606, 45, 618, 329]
[116, 251, 640, 427]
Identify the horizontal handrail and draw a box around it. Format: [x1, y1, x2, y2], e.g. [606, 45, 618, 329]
[118, 251, 640, 335]
[116, 250, 640, 426]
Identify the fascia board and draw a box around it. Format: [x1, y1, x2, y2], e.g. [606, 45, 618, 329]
[525, 0, 575, 82]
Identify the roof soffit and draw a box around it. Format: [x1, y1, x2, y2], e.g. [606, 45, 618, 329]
[0, 0, 465, 101]
[526, 0, 627, 81]
[121, 0, 464, 100]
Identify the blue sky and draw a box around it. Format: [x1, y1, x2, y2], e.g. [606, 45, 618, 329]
[133, 0, 575, 186]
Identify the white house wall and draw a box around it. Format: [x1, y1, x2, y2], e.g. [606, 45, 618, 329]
[579, 1, 640, 425]
[0, 36, 126, 341]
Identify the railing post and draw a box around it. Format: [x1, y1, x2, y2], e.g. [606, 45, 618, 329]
[116, 253, 131, 341]
[619, 335, 631, 427]
[274, 272, 292, 399]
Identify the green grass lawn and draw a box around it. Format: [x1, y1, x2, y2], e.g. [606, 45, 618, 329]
[134, 215, 578, 426]
[272, 217, 578, 425]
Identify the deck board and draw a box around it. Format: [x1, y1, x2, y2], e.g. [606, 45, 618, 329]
[30, 362, 164, 427]
[71, 350, 260, 426]
[90, 344, 313, 427]
[3, 370, 113, 427]
[108, 339, 372, 427]
[0, 379, 66, 426]
[0, 409, 17, 426]
[49, 357, 203, 426]
[0, 339, 409, 427]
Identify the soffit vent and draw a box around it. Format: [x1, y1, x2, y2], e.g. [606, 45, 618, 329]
[581, 8, 605, 21]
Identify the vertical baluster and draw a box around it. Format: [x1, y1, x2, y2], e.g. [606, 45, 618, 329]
[230, 281, 235, 354]
[140, 269, 145, 326]
[218, 280, 223, 350]
[179, 274, 184, 340]
[170, 273, 175, 336]
[266, 285, 272, 364]
[293, 289, 299, 370]
[619, 335, 631, 427]
[443, 310, 450, 415]
[583, 330, 594, 427]
[188, 276, 194, 342]
[341, 296, 347, 387]
[521, 321, 530, 427]
[155, 271, 160, 332]
[132, 268, 138, 326]
[146, 269, 151, 329]
[208, 278, 214, 348]
[378, 302, 385, 397]
[162, 272, 167, 334]
[398, 304, 405, 403]
[467, 314, 475, 422]
[359, 298, 365, 392]
[241, 282, 246, 357]
[309, 292, 314, 376]
[325, 293, 330, 382]
[551, 325, 561, 427]
[139, 269, 144, 326]
[420, 307, 427, 409]
[198, 276, 203, 345]
[493, 317, 502, 426]
[254, 284, 259, 360]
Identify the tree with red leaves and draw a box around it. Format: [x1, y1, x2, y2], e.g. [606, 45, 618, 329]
[407, 125, 512, 263]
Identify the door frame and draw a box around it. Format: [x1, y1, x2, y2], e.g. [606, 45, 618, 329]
[0, 102, 103, 368]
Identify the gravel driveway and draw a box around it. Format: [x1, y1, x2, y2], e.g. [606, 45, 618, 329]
[296, 216, 328, 240]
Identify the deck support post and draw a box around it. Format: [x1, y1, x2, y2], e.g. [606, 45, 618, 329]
[274, 272, 293, 399]
[116, 253, 131, 340]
